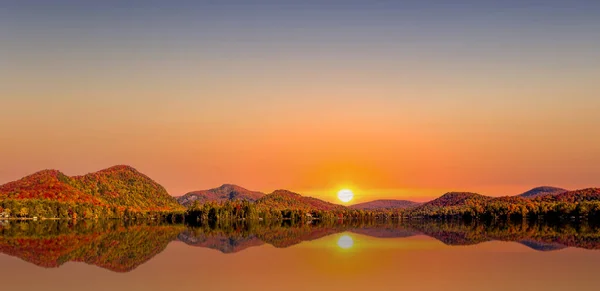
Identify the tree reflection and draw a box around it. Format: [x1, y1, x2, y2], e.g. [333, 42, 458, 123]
[0, 220, 184, 272]
[1, 219, 600, 272]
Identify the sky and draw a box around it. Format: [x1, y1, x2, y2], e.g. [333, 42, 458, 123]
[1, 0, 599, 203]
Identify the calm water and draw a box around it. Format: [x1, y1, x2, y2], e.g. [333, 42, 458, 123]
[1, 219, 599, 291]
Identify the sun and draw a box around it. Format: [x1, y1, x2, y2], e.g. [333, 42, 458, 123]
[337, 189, 354, 203]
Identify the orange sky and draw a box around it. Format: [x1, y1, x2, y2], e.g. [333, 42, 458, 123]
[1, 82, 598, 204]
[1, 2, 599, 204]
[1, 59, 599, 203]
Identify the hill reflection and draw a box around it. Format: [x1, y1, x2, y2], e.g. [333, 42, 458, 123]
[1, 219, 600, 272]
[0, 220, 185, 272]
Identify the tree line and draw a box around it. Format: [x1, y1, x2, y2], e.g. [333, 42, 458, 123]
[0, 199, 184, 220]
[402, 199, 600, 221]
[4, 196, 600, 223]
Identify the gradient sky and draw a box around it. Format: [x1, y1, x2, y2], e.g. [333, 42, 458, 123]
[1, 0, 599, 203]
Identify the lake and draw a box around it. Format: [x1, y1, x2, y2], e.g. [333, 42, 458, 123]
[1, 219, 599, 291]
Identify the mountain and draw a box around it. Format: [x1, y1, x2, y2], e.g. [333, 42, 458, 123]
[0, 169, 101, 204]
[419, 192, 491, 208]
[407, 192, 492, 216]
[177, 184, 264, 207]
[70, 165, 183, 211]
[349, 199, 420, 210]
[255, 190, 345, 211]
[0, 165, 184, 216]
[534, 188, 600, 203]
[518, 186, 568, 198]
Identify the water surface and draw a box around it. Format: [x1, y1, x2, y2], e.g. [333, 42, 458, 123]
[1, 220, 599, 291]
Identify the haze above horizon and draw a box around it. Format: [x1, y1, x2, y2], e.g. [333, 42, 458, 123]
[1, 1, 599, 203]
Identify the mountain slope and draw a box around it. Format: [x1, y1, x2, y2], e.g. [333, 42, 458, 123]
[255, 190, 345, 211]
[534, 188, 600, 203]
[70, 165, 182, 211]
[518, 186, 568, 198]
[349, 199, 420, 210]
[408, 192, 492, 216]
[0, 165, 183, 215]
[420, 192, 491, 208]
[0, 169, 101, 204]
[177, 184, 264, 207]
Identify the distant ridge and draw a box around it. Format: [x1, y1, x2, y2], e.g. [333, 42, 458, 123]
[349, 199, 420, 210]
[177, 184, 264, 207]
[518, 186, 568, 198]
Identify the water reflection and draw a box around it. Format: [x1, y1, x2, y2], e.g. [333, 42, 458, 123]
[1, 219, 600, 272]
[337, 235, 354, 249]
[0, 220, 184, 272]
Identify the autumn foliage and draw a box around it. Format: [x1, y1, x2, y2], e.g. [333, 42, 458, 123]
[0, 220, 184, 272]
[0, 165, 184, 218]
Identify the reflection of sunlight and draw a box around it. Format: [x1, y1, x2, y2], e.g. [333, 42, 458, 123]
[337, 235, 354, 249]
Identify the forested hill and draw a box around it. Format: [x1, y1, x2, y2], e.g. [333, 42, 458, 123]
[402, 189, 600, 219]
[255, 190, 345, 211]
[0, 170, 102, 204]
[0, 165, 184, 218]
[534, 188, 600, 203]
[406, 192, 492, 217]
[415, 192, 491, 209]
[177, 184, 265, 207]
[70, 165, 182, 211]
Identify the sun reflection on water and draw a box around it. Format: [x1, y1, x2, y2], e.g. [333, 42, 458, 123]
[337, 235, 354, 249]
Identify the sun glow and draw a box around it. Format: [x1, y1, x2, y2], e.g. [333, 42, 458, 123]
[337, 189, 354, 203]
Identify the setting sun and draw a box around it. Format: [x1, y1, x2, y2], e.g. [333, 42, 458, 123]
[337, 189, 354, 203]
